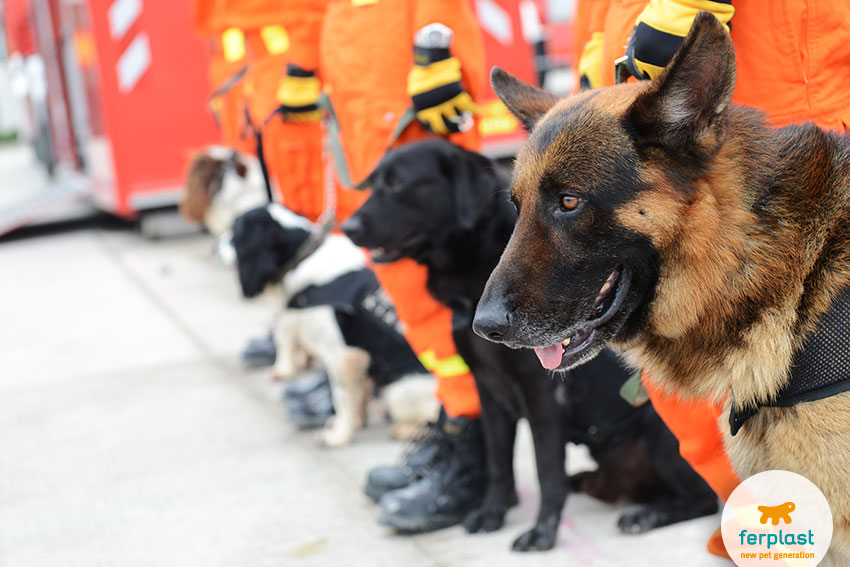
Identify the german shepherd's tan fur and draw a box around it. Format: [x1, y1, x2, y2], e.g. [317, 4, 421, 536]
[476, 12, 850, 564]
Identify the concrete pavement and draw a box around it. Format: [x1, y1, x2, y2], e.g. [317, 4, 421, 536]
[0, 222, 730, 567]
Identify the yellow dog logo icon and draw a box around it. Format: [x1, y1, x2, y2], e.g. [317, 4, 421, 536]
[758, 502, 795, 525]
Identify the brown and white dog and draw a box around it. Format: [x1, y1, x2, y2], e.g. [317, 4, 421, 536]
[180, 146, 268, 263]
[474, 12, 850, 564]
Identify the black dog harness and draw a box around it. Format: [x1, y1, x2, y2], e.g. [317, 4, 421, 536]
[288, 269, 426, 386]
[729, 285, 850, 435]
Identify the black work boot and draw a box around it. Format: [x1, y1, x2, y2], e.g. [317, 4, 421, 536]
[364, 410, 448, 502]
[377, 416, 487, 533]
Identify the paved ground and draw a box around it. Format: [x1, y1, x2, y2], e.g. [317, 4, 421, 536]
[0, 150, 731, 567]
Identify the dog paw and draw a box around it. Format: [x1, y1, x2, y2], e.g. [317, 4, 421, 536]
[463, 506, 507, 533]
[319, 422, 355, 447]
[617, 507, 662, 534]
[512, 524, 557, 552]
[389, 422, 420, 441]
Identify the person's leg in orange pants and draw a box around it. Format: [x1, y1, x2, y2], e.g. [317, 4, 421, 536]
[371, 259, 480, 418]
[318, 1, 487, 530]
[643, 374, 740, 558]
[321, 0, 486, 422]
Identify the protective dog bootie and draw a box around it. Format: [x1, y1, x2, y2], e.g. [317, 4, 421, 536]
[377, 416, 487, 533]
[285, 372, 335, 430]
[283, 371, 330, 400]
[241, 332, 276, 368]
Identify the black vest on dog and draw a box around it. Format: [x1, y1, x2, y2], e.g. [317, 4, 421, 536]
[288, 269, 426, 386]
[730, 285, 850, 435]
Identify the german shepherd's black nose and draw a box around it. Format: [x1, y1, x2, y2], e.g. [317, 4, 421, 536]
[473, 298, 511, 343]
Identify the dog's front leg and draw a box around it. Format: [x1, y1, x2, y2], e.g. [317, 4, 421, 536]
[512, 379, 568, 552]
[617, 411, 718, 533]
[320, 347, 370, 447]
[463, 381, 519, 535]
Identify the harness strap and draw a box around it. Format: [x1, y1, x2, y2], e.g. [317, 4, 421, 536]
[242, 103, 274, 203]
[730, 285, 850, 435]
[208, 65, 248, 101]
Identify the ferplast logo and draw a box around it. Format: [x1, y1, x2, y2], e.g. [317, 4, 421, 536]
[757, 502, 795, 526]
[722, 471, 832, 566]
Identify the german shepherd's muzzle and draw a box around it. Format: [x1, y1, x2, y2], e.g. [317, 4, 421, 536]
[472, 61, 667, 371]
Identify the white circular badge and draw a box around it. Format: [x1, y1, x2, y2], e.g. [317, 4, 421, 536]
[722, 470, 832, 566]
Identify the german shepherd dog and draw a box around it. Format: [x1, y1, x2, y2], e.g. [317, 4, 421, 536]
[474, 12, 850, 564]
[343, 140, 717, 551]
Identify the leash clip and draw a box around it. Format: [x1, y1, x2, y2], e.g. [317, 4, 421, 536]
[614, 55, 630, 85]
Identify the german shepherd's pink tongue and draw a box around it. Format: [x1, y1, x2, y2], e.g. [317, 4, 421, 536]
[534, 345, 562, 370]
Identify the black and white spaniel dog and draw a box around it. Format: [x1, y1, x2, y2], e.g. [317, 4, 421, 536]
[231, 204, 438, 446]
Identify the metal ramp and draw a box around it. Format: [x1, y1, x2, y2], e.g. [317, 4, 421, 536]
[0, 173, 92, 237]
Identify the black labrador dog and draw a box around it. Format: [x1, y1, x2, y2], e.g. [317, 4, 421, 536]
[342, 139, 718, 551]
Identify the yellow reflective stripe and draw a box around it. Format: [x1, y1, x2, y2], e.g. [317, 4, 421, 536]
[277, 75, 321, 107]
[222, 28, 246, 62]
[352, 0, 378, 5]
[419, 350, 438, 371]
[407, 57, 463, 97]
[638, 0, 734, 38]
[260, 25, 289, 55]
[418, 349, 471, 378]
[434, 354, 471, 377]
[478, 100, 519, 136]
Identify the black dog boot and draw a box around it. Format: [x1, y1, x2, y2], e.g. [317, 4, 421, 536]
[283, 370, 330, 400]
[377, 416, 487, 533]
[241, 332, 276, 368]
[364, 411, 448, 502]
[285, 373, 335, 430]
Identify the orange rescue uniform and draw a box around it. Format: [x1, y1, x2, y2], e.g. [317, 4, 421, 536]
[192, 0, 327, 221]
[320, 0, 486, 417]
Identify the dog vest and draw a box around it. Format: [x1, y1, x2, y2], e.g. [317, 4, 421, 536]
[287, 269, 426, 386]
[729, 285, 850, 436]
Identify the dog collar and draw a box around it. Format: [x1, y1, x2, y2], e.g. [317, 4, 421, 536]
[730, 285, 850, 436]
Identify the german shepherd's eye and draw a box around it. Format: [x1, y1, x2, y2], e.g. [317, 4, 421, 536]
[559, 194, 583, 212]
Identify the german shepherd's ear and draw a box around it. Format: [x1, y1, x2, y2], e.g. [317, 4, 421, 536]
[491, 67, 558, 131]
[628, 11, 736, 158]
